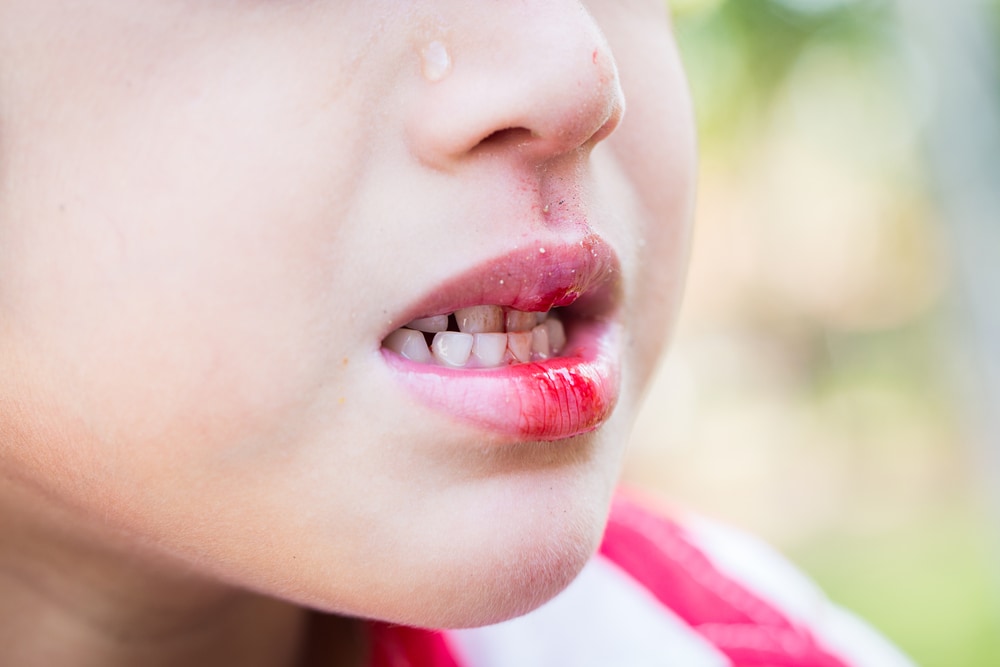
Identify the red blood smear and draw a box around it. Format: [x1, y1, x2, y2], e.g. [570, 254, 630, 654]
[516, 359, 614, 440]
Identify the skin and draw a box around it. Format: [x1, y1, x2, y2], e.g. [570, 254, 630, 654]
[0, 1, 695, 665]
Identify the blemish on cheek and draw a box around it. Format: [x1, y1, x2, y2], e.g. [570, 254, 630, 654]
[592, 49, 599, 65]
[421, 40, 452, 82]
[342, 357, 350, 366]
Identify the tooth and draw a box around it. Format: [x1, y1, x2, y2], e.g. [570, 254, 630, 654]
[471, 333, 508, 367]
[505, 310, 536, 333]
[545, 318, 566, 354]
[384, 329, 432, 363]
[406, 315, 449, 333]
[431, 332, 474, 367]
[455, 305, 504, 334]
[507, 332, 532, 363]
[531, 324, 550, 360]
[535, 311, 548, 325]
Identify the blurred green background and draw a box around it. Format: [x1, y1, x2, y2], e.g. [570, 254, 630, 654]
[624, 1, 1000, 665]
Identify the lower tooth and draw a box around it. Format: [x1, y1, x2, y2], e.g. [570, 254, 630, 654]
[544, 318, 566, 354]
[507, 332, 532, 363]
[432, 332, 474, 367]
[531, 324, 550, 360]
[471, 333, 508, 367]
[384, 328, 432, 363]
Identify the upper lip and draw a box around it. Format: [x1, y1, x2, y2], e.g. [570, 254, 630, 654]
[382, 233, 622, 339]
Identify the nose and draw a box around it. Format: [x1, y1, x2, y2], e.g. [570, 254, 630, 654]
[406, 2, 625, 170]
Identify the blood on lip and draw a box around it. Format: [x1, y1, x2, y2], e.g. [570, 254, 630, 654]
[383, 319, 621, 442]
[516, 357, 616, 440]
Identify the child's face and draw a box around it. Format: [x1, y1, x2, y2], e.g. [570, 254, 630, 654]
[0, 1, 693, 627]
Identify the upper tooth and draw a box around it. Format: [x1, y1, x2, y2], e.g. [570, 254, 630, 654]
[407, 315, 450, 333]
[471, 333, 508, 367]
[456, 305, 504, 334]
[431, 332, 474, 367]
[544, 318, 566, 354]
[506, 310, 536, 333]
[384, 329, 432, 363]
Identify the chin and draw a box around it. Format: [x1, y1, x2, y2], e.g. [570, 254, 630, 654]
[436, 513, 601, 629]
[379, 453, 616, 630]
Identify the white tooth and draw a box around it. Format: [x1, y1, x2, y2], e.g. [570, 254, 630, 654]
[505, 310, 536, 333]
[384, 329, 432, 363]
[544, 317, 566, 354]
[455, 305, 504, 333]
[507, 332, 532, 363]
[531, 324, 550, 360]
[406, 315, 449, 333]
[471, 333, 508, 367]
[431, 332, 473, 367]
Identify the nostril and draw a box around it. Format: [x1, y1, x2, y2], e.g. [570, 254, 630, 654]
[475, 127, 535, 152]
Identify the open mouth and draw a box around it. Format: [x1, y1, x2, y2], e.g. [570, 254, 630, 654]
[380, 234, 622, 441]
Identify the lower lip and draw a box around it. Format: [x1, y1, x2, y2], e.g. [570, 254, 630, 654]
[381, 321, 620, 441]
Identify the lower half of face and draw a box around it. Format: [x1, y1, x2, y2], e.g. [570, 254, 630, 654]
[0, 0, 694, 627]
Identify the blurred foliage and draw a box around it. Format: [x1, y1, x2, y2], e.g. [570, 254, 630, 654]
[647, 0, 1000, 664]
[671, 0, 898, 148]
[994, 0, 1000, 40]
[789, 509, 1000, 667]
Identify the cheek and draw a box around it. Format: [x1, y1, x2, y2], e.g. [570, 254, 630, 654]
[611, 37, 697, 388]
[4, 237, 339, 457]
[0, 150, 355, 525]
[0, 37, 379, 471]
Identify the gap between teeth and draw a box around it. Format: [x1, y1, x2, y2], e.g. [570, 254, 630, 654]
[384, 306, 567, 369]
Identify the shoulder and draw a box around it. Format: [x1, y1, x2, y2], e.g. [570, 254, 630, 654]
[444, 492, 914, 667]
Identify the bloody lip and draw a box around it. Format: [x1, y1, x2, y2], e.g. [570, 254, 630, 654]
[380, 235, 622, 441]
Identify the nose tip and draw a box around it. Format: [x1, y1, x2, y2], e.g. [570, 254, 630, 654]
[407, 6, 626, 169]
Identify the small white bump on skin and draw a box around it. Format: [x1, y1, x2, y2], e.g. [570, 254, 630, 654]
[421, 40, 451, 82]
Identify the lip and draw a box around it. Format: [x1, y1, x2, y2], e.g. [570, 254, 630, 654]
[380, 234, 622, 441]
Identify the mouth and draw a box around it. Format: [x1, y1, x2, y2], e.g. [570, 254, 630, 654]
[380, 235, 622, 442]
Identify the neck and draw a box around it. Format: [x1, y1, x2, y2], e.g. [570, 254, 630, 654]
[0, 484, 364, 667]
